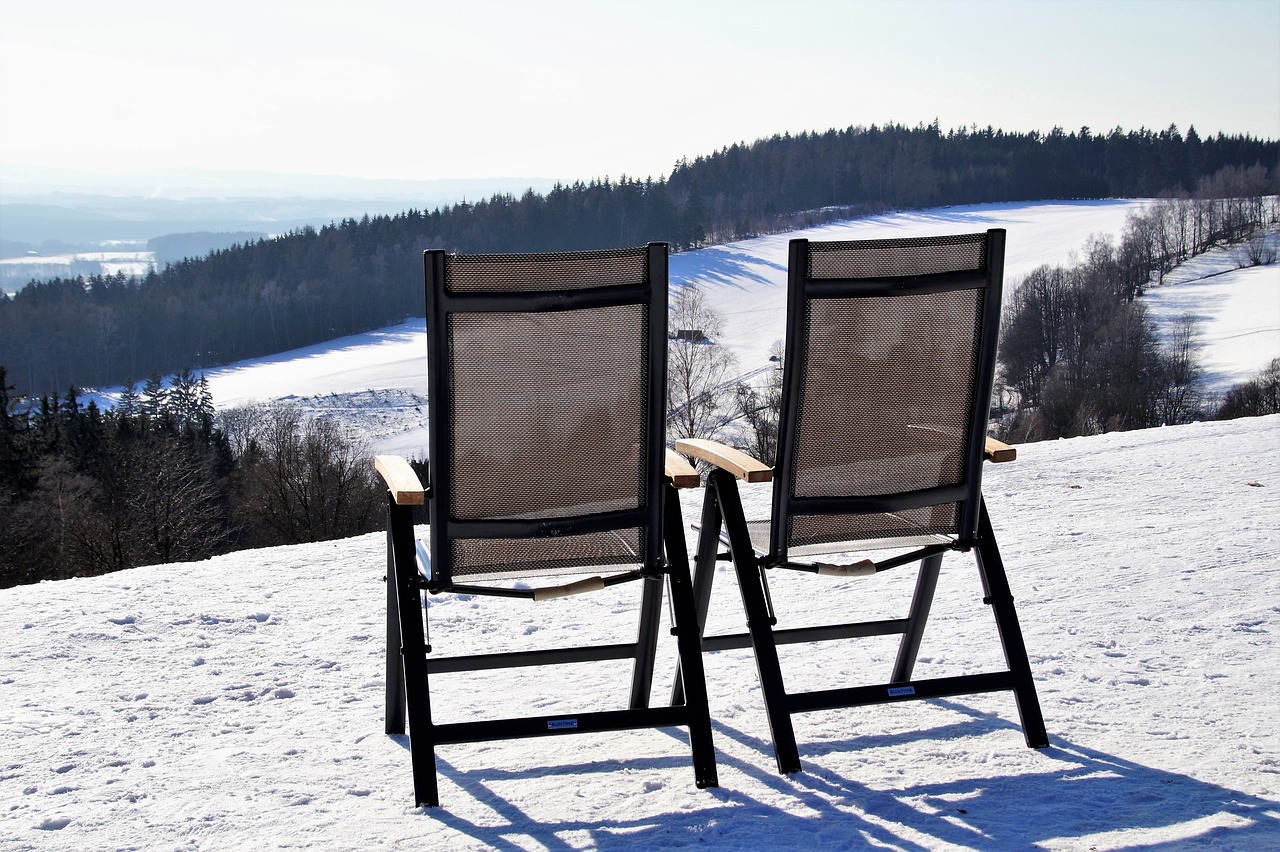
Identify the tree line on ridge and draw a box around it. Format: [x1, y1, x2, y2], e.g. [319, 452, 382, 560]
[2, 122, 1277, 398]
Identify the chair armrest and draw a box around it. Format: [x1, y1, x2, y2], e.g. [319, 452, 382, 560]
[984, 437, 1016, 463]
[905, 425, 1017, 464]
[664, 449, 702, 488]
[374, 455, 426, 505]
[675, 438, 773, 483]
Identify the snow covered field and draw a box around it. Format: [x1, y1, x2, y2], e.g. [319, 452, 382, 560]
[2, 414, 1278, 849]
[10, 199, 1277, 848]
[100, 199, 1275, 459]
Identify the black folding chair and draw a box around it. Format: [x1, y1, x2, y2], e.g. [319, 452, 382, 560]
[375, 243, 718, 808]
[675, 230, 1048, 773]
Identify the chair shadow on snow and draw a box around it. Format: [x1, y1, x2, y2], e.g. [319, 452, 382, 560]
[400, 701, 1280, 850]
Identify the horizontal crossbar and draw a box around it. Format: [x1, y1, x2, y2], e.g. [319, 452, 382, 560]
[701, 618, 909, 652]
[431, 705, 692, 745]
[786, 670, 1017, 714]
[424, 642, 637, 674]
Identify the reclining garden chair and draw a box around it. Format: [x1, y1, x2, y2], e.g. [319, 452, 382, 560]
[375, 243, 718, 808]
[674, 230, 1049, 773]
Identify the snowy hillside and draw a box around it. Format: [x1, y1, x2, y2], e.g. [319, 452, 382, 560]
[82, 199, 1275, 459]
[2, 414, 1277, 849]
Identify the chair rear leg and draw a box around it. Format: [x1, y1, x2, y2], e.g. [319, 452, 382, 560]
[388, 499, 441, 807]
[975, 498, 1049, 749]
[712, 470, 802, 775]
[890, 552, 944, 683]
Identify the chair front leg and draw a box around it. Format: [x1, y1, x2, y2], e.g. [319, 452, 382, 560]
[385, 499, 407, 735]
[974, 497, 1049, 749]
[630, 573, 663, 710]
[387, 497, 441, 807]
[712, 469, 801, 775]
[671, 483, 723, 706]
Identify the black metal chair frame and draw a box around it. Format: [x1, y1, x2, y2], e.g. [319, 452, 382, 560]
[675, 230, 1049, 774]
[377, 243, 718, 808]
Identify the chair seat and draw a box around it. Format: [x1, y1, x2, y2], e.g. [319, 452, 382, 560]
[744, 518, 952, 560]
[419, 528, 645, 583]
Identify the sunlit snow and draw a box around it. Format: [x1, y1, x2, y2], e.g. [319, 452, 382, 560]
[1, 416, 1277, 848]
[7, 199, 1279, 849]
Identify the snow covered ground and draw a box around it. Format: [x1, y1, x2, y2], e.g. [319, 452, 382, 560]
[79, 199, 1275, 459]
[2, 414, 1278, 849]
[1143, 234, 1280, 390]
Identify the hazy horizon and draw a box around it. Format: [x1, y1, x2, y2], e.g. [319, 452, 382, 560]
[2, 0, 1276, 190]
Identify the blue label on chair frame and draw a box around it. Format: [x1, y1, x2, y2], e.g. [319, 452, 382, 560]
[548, 719, 578, 730]
[888, 686, 916, 697]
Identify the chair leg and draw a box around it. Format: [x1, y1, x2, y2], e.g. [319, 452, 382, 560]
[712, 470, 802, 774]
[633, 477, 700, 709]
[671, 484, 723, 707]
[388, 499, 441, 807]
[668, 558, 721, 788]
[974, 498, 1050, 749]
[629, 573, 663, 710]
[385, 503, 407, 735]
[890, 552, 944, 683]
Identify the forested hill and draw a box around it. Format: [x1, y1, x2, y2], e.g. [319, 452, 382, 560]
[2, 122, 1277, 397]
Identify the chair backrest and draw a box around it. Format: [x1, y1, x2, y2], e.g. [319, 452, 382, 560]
[424, 244, 669, 586]
[770, 230, 1005, 560]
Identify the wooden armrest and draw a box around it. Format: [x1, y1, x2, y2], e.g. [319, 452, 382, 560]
[984, 437, 1016, 463]
[675, 438, 773, 483]
[905, 425, 1017, 463]
[664, 449, 701, 488]
[374, 455, 426, 505]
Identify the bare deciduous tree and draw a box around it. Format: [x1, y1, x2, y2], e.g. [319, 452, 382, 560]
[232, 403, 382, 545]
[667, 285, 738, 443]
[732, 340, 784, 465]
[1155, 314, 1205, 425]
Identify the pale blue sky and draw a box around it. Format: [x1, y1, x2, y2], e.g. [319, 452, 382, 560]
[2, 0, 1277, 185]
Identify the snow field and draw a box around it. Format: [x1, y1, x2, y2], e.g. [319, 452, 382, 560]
[1, 415, 1277, 849]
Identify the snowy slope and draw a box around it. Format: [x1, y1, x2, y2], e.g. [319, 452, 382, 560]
[1143, 243, 1280, 390]
[84, 199, 1274, 458]
[669, 199, 1159, 370]
[2, 414, 1278, 850]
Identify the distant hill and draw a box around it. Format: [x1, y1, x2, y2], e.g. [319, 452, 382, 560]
[0, 168, 561, 254]
[1, 122, 1276, 397]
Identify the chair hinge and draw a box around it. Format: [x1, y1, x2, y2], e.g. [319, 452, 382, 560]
[400, 643, 432, 656]
[983, 594, 1014, 606]
[642, 561, 667, 580]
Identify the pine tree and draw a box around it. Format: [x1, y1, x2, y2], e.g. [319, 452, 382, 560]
[140, 372, 167, 423]
[117, 383, 140, 418]
[0, 366, 37, 493]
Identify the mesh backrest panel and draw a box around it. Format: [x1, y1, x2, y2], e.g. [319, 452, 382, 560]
[448, 304, 649, 523]
[807, 233, 986, 279]
[436, 238, 659, 584]
[446, 249, 649, 293]
[784, 234, 988, 549]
